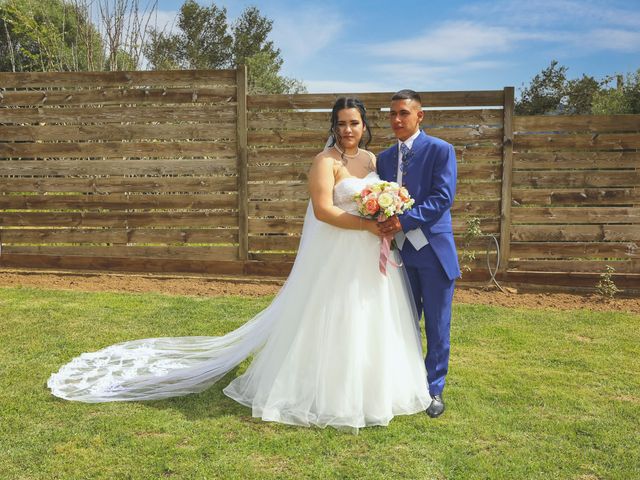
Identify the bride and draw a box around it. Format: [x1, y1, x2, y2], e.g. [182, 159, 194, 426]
[48, 97, 432, 430]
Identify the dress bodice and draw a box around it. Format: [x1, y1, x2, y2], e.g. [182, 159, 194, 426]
[333, 172, 379, 214]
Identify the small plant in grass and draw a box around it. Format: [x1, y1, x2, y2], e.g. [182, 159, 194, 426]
[596, 265, 621, 298]
[460, 217, 483, 276]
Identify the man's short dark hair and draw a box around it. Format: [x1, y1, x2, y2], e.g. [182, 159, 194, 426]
[391, 89, 422, 106]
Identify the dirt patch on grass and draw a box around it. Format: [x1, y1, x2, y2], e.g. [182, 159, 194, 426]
[0, 269, 638, 314]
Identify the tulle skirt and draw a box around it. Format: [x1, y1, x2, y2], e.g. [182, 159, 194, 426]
[48, 205, 431, 430]
[223, 219, 431, 429]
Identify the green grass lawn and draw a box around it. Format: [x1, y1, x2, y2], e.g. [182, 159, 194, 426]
[0, 286, 638, 480]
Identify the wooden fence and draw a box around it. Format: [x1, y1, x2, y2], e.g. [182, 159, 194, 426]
[0, 68, 638, 291]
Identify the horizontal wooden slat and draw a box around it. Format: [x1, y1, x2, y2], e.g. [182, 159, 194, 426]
[0, 142, 235, 160]
[514, 132, 640, 150]
[513, 151, 640, 169]
[0, 228, 237, 244]
[0, 212, 238, 228]
[0, 193, 238, 210]
[0, 158, 236, 176]
[249, 252, 298, 262]
[248, 235, 496, 254]
[248, 199, 500, 217]
[512, 207, 640, 224]
[501, 271, 640, 289]
[248, 91, 505, 109]
[248, 145, 502, 164]
[514, 115, 640, 133]
[509, 259, 639, 274]
[249, 235, 301, 251]
[248, 217, 501, 234]
[0, 124, 236, 142]
[513, 171, 640, 188]
[0, 87, 236, 107]
[248, 164, 501, 182]
[248, 109, 503, 130]
[0, 176, 238, 193]
[247, 127, 502, 147]
[0, 253, 247, 275]
[512, 188, 640, 206]
[0, 70, 237, 88]
[510, 242, 638, 259]
[0, 105, 236, 124]
[511, 225, 640, 242]
[2, 245, 238, 260]
[249, 218, 304, 234]
[247, 181, 502, 201]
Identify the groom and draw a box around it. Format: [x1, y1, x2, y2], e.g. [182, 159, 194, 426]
[377, 89, 460, 418]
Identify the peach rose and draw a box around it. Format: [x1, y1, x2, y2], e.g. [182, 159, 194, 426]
[365, 198, 379, 215]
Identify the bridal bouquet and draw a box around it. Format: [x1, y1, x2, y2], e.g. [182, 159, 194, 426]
[353, 181, 414, 220]
[353, 181, 415, 275]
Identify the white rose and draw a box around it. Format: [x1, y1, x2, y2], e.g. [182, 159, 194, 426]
[378, 192, 394, 208]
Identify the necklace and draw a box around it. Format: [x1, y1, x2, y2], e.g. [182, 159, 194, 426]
[334, 144, 360, 159]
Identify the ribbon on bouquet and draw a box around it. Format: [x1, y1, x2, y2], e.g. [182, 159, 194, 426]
[379, 235, 402, 276]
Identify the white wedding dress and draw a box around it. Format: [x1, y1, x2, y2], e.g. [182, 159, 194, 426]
[48, 172, 431, 430]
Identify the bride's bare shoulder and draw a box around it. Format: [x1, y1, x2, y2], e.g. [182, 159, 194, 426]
[312, 149, 339, 169]
[362, 149, 377, 170]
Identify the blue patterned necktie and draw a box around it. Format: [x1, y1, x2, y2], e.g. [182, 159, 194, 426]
[399, 143, 410, 183]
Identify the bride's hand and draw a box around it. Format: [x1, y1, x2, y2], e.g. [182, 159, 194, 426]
[362, 219, 384, 236]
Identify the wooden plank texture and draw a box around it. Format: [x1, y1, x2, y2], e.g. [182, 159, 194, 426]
[511, 207, 640, 224]
[0, 228, 237, 244]
[514, 115, 640, 133]
[0, 212, 238, 228]
[0, 124, 236, 142]
[0, 105, 236, 124]
[0, 176, 238, 193]
[248, 91, 505, 109]
[0, 70, 237, 88]
[0, 142, 236, 160]
[0, 159, 237, 176]
[514, 132, 640, 150]
[513, 171, 640, 188]
[0, 87, 236, 107]
[0, 193, 238, 210]
[511, 188, 640, 206]
[513, 151, 640, 169]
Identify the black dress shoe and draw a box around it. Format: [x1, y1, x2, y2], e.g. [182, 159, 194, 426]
[426, 394, 445, 418]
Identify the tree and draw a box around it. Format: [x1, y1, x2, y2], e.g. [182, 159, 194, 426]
[592, 70, 640, 114]
[515, 60, 602, 115]
[144, 1, 305, 94]
[231, 6, 278, 66]
[246, 51, 305, 94]
[0, 0, 104, 72]
[565, 74, 601, 114]
[515, 60, 568, 115]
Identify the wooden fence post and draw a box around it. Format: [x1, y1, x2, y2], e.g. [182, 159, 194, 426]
[498, 86, 515, 273]
[236, 65, 249, 261]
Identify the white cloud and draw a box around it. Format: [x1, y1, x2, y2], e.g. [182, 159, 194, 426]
[148, 10, 180, 35]
[367, 21, 537, 62]
[578, 28, 640, 53]
[304, 79, 392, 94]
[368, 60, 511, 90]
[269, 6, 345, 66]
[462, 0, 640, 29]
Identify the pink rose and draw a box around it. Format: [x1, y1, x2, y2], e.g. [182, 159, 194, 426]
[361, 187, 372, 197]
[365, 198, 379, 215]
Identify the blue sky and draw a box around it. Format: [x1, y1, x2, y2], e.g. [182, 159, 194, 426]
[152, 0, 640, 94]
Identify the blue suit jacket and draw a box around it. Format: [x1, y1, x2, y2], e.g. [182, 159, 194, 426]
[377, 131, 461, 280]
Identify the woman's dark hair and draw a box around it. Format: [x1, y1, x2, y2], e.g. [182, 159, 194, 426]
[327, 97, 372, 149]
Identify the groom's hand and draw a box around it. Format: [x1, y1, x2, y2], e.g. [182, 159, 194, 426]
[377, 216, 402, 235]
